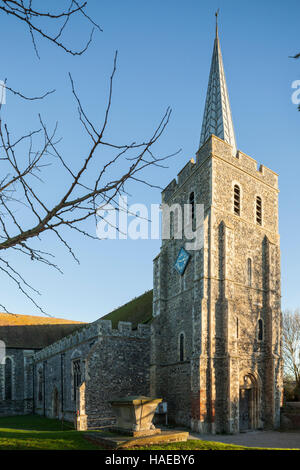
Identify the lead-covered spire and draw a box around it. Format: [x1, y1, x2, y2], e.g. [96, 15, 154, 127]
[199, 13, 237, 155]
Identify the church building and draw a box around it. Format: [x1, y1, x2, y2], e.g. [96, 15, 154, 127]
[0, 21, 282, 434]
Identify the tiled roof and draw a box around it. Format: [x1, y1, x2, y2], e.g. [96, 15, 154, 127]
[0, 312, 83, 326]
[0, 313, 86, 349]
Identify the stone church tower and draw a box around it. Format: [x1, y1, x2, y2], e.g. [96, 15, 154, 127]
[150, 20, 282, 434]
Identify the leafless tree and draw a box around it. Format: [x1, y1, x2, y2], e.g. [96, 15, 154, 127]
[0, 1, 175, 313]
[282, 310, 300, 388]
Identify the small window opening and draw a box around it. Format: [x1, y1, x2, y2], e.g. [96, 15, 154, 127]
[258, 319, 263, 341]
[179, 333, 185, 362]
[256, 196, 262, 225]
[234, 185, 240, 216]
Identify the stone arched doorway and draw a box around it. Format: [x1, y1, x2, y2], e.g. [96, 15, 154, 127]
[52, 387, 60, 419]
[239, 373, 260, 432]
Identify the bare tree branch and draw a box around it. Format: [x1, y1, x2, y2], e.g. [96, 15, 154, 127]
[289, 53, 300, 59]
[5, 83, 56, 101]
[0, 0, 102, 57]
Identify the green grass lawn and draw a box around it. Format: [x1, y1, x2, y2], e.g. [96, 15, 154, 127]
[0, 415, 290, 450]
[0, 415, 99, 450]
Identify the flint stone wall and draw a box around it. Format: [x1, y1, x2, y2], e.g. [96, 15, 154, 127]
[33, 319, 150, 426]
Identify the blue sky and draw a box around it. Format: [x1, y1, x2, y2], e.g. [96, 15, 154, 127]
[0, 0, 299, 321]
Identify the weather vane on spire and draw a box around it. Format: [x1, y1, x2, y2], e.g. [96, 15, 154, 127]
[215, 8, 220, 38]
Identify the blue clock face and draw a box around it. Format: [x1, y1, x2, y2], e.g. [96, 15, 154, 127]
[174, 247, 190, 275]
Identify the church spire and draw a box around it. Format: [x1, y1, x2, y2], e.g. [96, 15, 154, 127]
[199, 12, 237, 155]
[215, 8, 219, 38]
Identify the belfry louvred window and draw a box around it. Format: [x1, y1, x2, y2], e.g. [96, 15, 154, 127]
[233, 185, 240, 216]
[256, 196, 262, 225]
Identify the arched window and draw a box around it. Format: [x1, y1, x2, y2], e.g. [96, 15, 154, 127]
[256, 196, 262, 225]
[258, 319, 263, 341]
[179, 333, 185, 362]
[247, 258, 252, 287]
[4, 358, 12, 400]
[233, 185, 241, 216]
[189, 192, 195, 220]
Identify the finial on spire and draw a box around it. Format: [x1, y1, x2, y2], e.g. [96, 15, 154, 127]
[215, 9, 219, 38]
